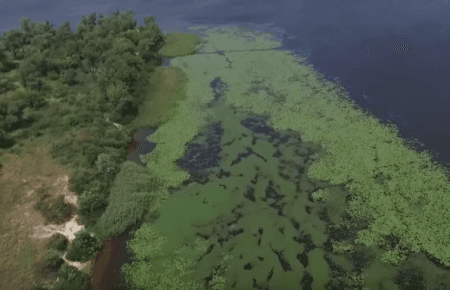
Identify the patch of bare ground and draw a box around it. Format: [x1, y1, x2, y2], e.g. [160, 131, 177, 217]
[0, 138, 92, 290]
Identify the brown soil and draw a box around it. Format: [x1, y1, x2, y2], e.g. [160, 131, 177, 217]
[0, 138, 91, 290]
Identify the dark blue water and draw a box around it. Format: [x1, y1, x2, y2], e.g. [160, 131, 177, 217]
[2, 0, 450, 169]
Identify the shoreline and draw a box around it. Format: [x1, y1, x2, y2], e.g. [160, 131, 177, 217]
[119, 26, 450, 289]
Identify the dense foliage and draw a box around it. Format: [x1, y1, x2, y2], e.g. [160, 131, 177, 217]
[32, 186, 77, 225]
[0, 9, 168, 290]
[45, 233, 69, 253]
[0, 9, 165, 149]
[65, 229, 102, 263]
[55, 264, 90, 290]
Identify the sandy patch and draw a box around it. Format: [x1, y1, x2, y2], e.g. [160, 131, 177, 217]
[7, 173, 90, 271]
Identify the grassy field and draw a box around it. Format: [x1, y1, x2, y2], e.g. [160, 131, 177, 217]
[0, 136, 81, 289]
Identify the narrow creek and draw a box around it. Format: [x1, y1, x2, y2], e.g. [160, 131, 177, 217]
[84, 128, 159, 290]
[83, 58, 172, 290]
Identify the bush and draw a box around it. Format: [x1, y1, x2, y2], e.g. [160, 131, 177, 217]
[60, 114, 79, 133]
[91, 161, 163, 240]
[65, 229, 102, 263]
[0, 49, 14, 73]
[46, 233, 69, 252]
[33, 187, 76, 225]
[116, 98, 139, 124]
[59, 68, 79, 86]
[0, 79, 18, 94]
[3, 114, 20, 131]
[66, 167, 104, 196]
[92, 191, 158, 241]
[0, 131, 15, 148]
[55, 263, 90, 290]
[47, 70, 60, 80]
[95, 152, 118, 176]
[43, 247, 65, 270]
[77, 185, 109, 228]
[52, 82, 69, 99]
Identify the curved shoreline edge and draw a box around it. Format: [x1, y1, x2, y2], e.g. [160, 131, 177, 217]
[123, 25, 450, 289]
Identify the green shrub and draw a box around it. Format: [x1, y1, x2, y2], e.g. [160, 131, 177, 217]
[55, 263, 90, 290]
[52, 82, 69, 99]
[46, 233, 69, 252]
[0, 132, 15, 149]
[43, 247, 65, 269]
[91, 161, 163, 240]
[0, 79, 17, 94]
[95, 152, 118, 176]
[60, 113, 79, 133]
[33, 187, 76, 225]
[47, 70, 60, 80]
[77, 185, 109, 229]
[59, 68, 79, 86]
[65, 229, 102, 263]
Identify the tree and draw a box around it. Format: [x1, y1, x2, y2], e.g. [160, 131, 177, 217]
[41, 247, 65, 276]
[55, 21, 74, 43]
[65, 229, 102, 262]
[116, 97, 139, 124]
[16, 88, 46, 108]
[1, 29, 28, 58]
[116, 10, 138, 32]
[144, 15, 156, 26]
[124, 27, 141, 46]
[76, 12, 97, 38]
[30, 34, 52, 52]
[0, 43, 17, 72]
[66, 167, 103, 196]
[19, 17, 35, 35]
[59, 68, 79, 86]
[18, 17, 38, 51]
[55, 263, 89, 290]
[17, 51, 44, 87]
[34, 19, 56, 35]
[3, 114, 19, 131]
[0, 130, 14, 148]
[98, 54, 142, 94]
[88, 10, 137, 39]
[19, 55, 54, 91]
[95, 152, 117, 176]
[77, 183, 109, 228]
[30, 78, 44, 92]
[20, 44, 40, 59]
[0, 77, 17, 93]
[112, 37, 136, 55]
[45, 233, 69, 252]
[105, 80, 131, 109]
[134, 22, 166, 63]
[85, 13, 98, 28]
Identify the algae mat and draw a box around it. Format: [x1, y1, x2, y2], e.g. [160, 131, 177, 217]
[122, 25, 450, 290]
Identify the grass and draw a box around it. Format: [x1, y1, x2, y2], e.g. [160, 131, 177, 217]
[0, 136, 76, 289]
